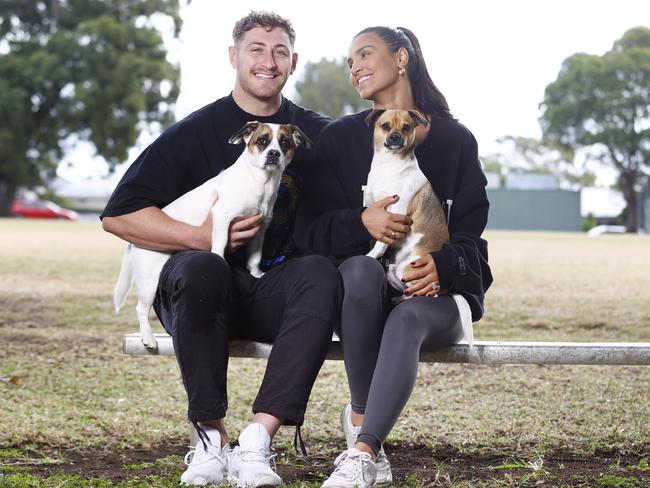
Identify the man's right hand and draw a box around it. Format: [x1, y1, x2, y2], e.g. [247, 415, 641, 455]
[224, 213, 263, 253]
[361, 195, 412, 244]
[198, 212, 263, 252]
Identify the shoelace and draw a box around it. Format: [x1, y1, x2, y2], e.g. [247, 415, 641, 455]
[230, 447, 278, 470]
[376, 450, 388, 464]
[184, 444, 226, 467]
[332, 450, 373, 482]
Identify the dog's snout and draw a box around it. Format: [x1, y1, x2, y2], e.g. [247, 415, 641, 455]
[388, 132, 404, 144]
[266, 149, 281, 161]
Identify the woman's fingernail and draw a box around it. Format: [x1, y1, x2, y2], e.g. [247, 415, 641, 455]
[410, 261, 416, 265]
[404, 290, 410, 296]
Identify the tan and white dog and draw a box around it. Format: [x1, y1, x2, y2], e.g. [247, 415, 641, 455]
[364, 109, 474, 345]
[113, 121, 312, 349]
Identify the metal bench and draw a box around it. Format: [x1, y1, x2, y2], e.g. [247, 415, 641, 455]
[123, 333, 650, 448]
[123, 333, 650, 365]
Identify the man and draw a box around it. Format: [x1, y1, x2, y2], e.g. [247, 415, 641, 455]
[102, 11, 340, 487]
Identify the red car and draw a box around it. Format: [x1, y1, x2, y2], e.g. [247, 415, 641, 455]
[11, 199, 79, 220]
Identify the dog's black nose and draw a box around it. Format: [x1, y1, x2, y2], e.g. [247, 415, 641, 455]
[388, 131, 404, 144]
[267, 149, 281, 162]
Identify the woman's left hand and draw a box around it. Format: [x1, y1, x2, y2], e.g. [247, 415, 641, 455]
[401, 254, 445, 297]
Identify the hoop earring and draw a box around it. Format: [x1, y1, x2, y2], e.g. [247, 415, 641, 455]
[398, 66, 406, 76]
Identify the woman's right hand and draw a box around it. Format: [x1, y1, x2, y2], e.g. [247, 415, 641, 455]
[361, 195, 412, 244]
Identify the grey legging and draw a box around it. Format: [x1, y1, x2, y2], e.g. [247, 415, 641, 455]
[338, 255, 464, 454]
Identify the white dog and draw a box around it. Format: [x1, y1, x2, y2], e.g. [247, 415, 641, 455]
[113, 121, 312, 349]
[364, 109, 474, 345]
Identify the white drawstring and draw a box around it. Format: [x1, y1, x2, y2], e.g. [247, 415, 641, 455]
[446, 198, 453, 224]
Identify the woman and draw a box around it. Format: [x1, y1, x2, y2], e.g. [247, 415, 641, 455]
[295, 26, 492, 487]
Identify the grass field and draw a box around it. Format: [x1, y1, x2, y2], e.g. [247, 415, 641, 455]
[0, 219, 648, 487]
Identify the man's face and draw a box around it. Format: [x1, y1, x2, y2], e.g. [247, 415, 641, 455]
[229, 26, 297, 102]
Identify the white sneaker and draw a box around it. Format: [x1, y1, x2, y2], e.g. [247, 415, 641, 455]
[322, 448, 377, 488]
[227, 423, 282, 487]
[180, 437, 230, 486]
[340, 404, 360, 450]
[340, 405, 393, 484]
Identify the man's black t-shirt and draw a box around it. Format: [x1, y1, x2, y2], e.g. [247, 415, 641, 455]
[101, 94, 329, 271]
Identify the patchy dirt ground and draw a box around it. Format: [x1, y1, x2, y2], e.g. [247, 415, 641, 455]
[12, 442, 650, 486]
[2, 226, 649, 486]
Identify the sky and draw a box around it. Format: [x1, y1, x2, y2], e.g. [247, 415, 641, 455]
[60, 0, 650, 186]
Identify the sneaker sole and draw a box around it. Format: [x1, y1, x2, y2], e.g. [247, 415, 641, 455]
[181, 476, 209, 486]
[228, 473, 282, 487]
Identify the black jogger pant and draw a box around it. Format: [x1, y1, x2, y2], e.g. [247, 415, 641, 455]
[153, 251, 342, 426]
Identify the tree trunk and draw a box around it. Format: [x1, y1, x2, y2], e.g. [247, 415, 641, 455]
[0, 180, 18, 217]
[619, 173, 638, 233]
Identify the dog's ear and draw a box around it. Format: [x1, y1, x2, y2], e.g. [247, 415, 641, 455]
[408, 110, 429, 128]
[289, 125, 313, 149]
[229, 121, 260, 144]
[365, 109, 386, 127]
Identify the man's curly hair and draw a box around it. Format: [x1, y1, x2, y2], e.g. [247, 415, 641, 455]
[232, 11, 295, 47]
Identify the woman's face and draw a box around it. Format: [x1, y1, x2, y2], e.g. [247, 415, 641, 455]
[347, 33, 401, 101]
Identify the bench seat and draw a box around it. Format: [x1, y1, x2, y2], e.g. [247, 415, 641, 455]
[123, 333, 650, 366]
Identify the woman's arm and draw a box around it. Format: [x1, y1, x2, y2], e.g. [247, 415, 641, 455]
[295, 119, 414, 263]
[402, 124, 492, 318]
[429, 131, 493, 319]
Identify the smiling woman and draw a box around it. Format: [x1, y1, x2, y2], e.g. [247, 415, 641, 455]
[295, 25, 492, 487]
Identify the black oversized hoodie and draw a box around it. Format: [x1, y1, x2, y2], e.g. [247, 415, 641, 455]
[294, 109, 493, 321]
[101, 94, 329, 271]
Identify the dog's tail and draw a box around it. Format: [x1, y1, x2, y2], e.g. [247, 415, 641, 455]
[452, 293, 474, 347]
[114, 244, 133, 314]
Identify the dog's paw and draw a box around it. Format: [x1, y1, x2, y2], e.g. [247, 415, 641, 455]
[141, 334, 158, 350]
[249, 267, 265, 279]
[210, 246, 226, 257]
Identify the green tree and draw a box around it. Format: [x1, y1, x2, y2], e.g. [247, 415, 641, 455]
[294, 56, 370, 118]
[540, 26, 650, 232]
[0, 0, 182, 215]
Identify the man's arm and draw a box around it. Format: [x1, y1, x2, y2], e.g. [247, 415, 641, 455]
[102, 206, 263, 253]
[102, 207, 210, 252]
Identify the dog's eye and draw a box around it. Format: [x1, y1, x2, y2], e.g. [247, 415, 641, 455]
[381, 123, 391, 131]
[279, 136, 290, 150]
[256, 136, 268, 147]
[402, 124, 412, 132]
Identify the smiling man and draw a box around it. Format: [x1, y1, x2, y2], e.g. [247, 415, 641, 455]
[230, 19, 297, 112]
[101, 11, 338, 487]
